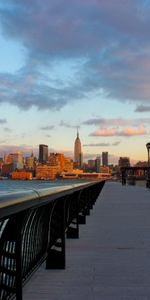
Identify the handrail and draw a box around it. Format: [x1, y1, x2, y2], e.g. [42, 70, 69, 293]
[0, 181, 100, 218]
[0, 180, 105, 299]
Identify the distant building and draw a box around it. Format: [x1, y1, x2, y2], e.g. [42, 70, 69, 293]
[100, 166, 110, 174]
[36, 152, 73, 180]
[133, 161, 147, 177]
[0, 158, 3, 175]
[118, 157, 130, 168]
[4, 154, 14, 164]
[134, 161, 147, 167]
[48, 153, 73, 173]
[64, 157, 73, 172]
[36, 164, 59, 180]
[95, 157, 101, 173]
[4, 152, 23, 170]
[88, 160, 95, 168]
[61, 171, 111, 180]
[25, 152, 35, 169]
[87, 159, 96, 172]
[11, 171, 32, 180]
[1, 163, 13, 177]
[39, 144, 48, 163]
[74, 130, 82, 168]
[102, 152, 108, 166]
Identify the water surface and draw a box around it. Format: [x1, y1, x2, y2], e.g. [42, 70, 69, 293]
[0, 179, 86, 194]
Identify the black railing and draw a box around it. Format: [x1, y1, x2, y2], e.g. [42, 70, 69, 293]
[0, 180, 105, 299]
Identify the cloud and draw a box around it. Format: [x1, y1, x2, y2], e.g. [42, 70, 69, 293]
[0, 140, 7, 144]
[0, 70, 78, 110]
[3, 127, 11, 132]
[0, 144, 39, 157]
[0, 118, 7, 124]
[90, 128, 117, 137]
[90, 126, 147, 137]
[83, 142, 121, 147]
[40, 125, 54, 130]
[112, 141, 121, 146]
[45, 134, 51, 138]
[135, 105, 150, 112]
[0, 1, 150, 110]
[59, 121, 79, 128]
[83, 143, 110, 147]
[121, 126, 146, 136]
[83, 117, 150, 127]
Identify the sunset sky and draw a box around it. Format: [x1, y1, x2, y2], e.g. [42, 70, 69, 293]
[0, 0, 150, 164]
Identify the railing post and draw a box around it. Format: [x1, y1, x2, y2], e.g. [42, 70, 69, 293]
[16, 217, 23, 300]
[66, 192, 79, 239]
[0, 213, 24, 300]
[78, 190, 86, 225]
[78, 213, 86, 224]
[122, 169, 126, 185]
[46, 200, 66, 269]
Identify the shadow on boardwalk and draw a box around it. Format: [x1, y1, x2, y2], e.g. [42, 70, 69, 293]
[24, 182, 150, 300]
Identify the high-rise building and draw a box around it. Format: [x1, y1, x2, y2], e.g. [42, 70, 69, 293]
[102, 152, 108, 166]
[95, 157, 101, 173]
[39, 144, 48, 163]
[74, 130, 82, 167]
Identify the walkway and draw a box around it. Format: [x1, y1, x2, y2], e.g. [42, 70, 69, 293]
[23, 182, 150, 300]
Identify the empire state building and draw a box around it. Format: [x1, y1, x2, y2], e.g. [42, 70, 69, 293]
[74, 129, 82, 167]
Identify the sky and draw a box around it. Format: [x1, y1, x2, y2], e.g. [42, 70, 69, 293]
[0, 0, 150, 164]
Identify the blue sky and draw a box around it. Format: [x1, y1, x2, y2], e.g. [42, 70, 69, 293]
[0, 0, 150, 164]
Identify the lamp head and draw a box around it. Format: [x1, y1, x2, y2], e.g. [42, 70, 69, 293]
[146, 143, 150, 150]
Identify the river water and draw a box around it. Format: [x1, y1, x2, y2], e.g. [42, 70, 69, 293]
[0, 179, 147, 194]
[0, 179, 86, 194]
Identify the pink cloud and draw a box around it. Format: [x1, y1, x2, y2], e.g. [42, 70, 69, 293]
[121, 125, 146, 136]
[90, 126, 147, 137]
[90, 128, 117, 136]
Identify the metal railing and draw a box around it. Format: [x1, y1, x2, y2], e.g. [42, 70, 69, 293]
[0, 180, 105, 299]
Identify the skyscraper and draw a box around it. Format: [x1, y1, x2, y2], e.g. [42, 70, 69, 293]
[39, 144, 48, 163]
[74, 129, 82, 167]
[102, 152, 108, 166]
[95, 157, 101, 173]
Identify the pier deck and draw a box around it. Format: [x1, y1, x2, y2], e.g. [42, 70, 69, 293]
[23, 182, 150, 300]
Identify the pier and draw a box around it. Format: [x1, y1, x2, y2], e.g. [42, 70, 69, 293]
[24, 181, 150, 300]
[0, 180, 104, 299]
[1, 181, 150, 299]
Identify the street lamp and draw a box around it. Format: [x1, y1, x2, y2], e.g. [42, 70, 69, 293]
[146, 142, 150, 188]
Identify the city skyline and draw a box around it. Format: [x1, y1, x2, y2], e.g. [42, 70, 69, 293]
[0, 1, 150, 164]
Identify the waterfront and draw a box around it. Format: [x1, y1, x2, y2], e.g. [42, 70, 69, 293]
[0, 178, 147, 195]
[0, 179, 87, 193]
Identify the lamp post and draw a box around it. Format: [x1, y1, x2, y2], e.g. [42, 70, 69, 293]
[146, 143, 150, 188]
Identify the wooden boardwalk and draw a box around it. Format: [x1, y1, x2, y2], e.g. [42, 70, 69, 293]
[23, 182, 150, 300]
